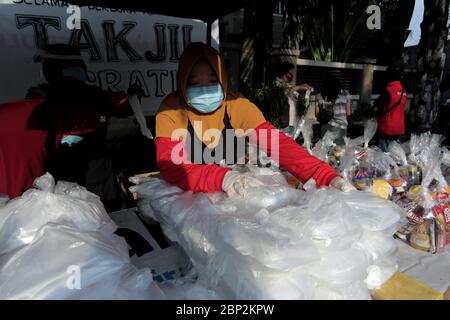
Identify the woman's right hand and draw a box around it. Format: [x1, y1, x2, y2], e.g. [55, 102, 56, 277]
[222, 171, 265, 197]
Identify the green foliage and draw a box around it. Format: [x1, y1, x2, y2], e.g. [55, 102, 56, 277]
[246, 85, 288, 128]
[279, 0, 415, 64]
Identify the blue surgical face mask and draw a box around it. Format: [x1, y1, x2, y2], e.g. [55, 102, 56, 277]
[61, 135, 84, 146]
[186, 84, 224, 113]
[62, 66, 88, 82]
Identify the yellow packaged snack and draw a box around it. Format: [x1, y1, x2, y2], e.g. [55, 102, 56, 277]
[371, 179, 393, 199]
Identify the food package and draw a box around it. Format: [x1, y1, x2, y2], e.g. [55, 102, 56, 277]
[132, 169, 402, 299]
[0, 173, 164, 300]
[388, 141, 408, 167]
[312, 130, 338, 163]
[371, 179, 393, 199]
[394, 144, 449, 253]
[0, 224, 163, 300]
[0, 185, 117, 255]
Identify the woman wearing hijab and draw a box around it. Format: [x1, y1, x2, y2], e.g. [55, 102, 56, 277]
[155, 42, 354, 196]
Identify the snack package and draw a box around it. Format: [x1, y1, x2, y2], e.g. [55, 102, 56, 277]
[371, 180, 393, 200]
[394, 144, 449, 253]
[312, 131, 338, 163]
[432, 203, 450, 246]
[395, 207, 447, 254]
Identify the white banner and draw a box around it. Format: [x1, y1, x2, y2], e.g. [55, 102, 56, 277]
[0, 0, 218, 115]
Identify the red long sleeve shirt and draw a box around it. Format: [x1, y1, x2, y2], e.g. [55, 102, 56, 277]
[156, 121, 338, 193]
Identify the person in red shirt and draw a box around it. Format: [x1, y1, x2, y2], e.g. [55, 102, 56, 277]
[370, 68, 407, 152]
[31, 44, 141, 211]
[0, 98, 49, 199]
[155, 42, 354, 195]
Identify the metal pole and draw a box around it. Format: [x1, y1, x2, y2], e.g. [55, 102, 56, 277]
[206, 21, 212, 45]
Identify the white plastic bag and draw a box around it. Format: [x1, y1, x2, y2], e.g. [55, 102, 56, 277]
[364, 264, 398, 291]
[363, 119, 377, 148]
[132, 172, 399, 299]
[0, 188, 117, 255]
[304, 248, 370, 286]
[270, 194, 363, 251]
[219, 211, 320, 270]
[114, 265, 164, 300]
[0, 193, 9, 208]
[442, 147, 450, 166]
[32, 172, 55, 193]
[314, 280, 371, 300]
[0, 224, 162, 300]
[339, 191, 402, 233]
[355, 231, 397, 262]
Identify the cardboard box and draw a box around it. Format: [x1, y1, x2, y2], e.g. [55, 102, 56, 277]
[109, 208, 192, 284]
[373, 272, 444, 300]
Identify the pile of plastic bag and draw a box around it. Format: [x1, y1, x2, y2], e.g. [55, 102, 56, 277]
[313, 122, 450, 254]
[132, 166, 403, 300]
[0, 173, 164, 299]
[390, 134, 450, 254]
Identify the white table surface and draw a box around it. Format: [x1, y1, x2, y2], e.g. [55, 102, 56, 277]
[396, 239, 450, 293]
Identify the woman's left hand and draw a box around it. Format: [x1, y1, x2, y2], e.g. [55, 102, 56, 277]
[330, 177, 356, 192]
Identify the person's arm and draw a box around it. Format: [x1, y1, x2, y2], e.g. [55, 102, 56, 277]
[346, 101, 352, 116]
[155, 108, 231, 193]
[155, 137, 230, 192]
[344, 92, 352, 116]
[251, 121, 339, 186]
[229, 97, 339, 187]
[292, 84, 313, 92]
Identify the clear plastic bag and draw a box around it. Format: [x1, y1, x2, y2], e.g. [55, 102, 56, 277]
[395, 143, 449, 253]
[207, 250, 316, 300]
[339, 191, 402, 233]
[270, 190, 363, 251]
[409, 132, 444, 168]
[355, 231, 397, 262]
[0, 187, 116, 255]
[388, 141, 408, 167]
[339, 145, 358, 181]
[364, 148, 399, 180]
[114, 265, 164, 300]
[314, 280, 371, 300]
[363, 119, 377, 148]
[312, 130, 338, 162]
[295, 118, 318, 153]
[0, 224, 163, 300]
[304, 248, 370, 286]
[0, 193, 9, 208]
[32, 172, 55, 193]
[364, 264, 398, 291]
[132, 171, 400, 299]
[234, 186, 302, 211]
[442, 147, 450, 167]
[246, 165, 288, 186]
[218, 209, 320, 270]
